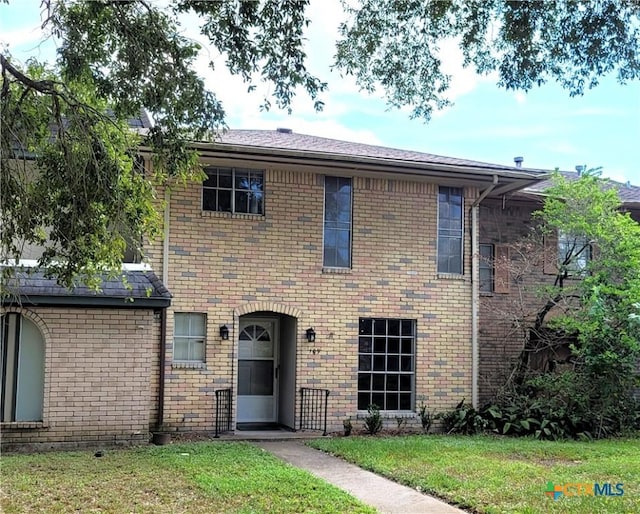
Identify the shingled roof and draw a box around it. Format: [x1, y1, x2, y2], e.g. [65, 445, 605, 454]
[179, 128, 551, 196]
[214, 129, 548, 174]
[523, 171, 640, 207]
[2, 269, 171, 308]
[216, 129, 543, 173]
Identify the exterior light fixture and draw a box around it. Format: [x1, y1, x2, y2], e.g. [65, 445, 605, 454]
[219, 325, 229, 340]
[306, 327, 316, 343]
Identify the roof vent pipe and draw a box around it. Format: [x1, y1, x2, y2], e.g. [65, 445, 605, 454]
[277, 127, 293, 134]
[576, 165, 585, 175]
[513, 156, 523, 168]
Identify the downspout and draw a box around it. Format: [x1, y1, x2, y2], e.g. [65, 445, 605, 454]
[158, 307, 167, 428]
[158, 188, 171, 428]
[470, 175, 499, 408]
[163, 189, 170, 286]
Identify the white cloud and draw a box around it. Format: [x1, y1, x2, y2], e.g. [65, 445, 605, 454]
[191, 0, 493, 131]
[514, 91, 527, 104]
[0, 27, 41, 49]
[438, 38, 495, 105]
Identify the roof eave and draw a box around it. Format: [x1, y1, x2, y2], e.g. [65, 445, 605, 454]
[142, 141, 548, 190]
[1, 295, 171, 309]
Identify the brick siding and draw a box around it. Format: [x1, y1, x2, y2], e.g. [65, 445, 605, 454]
[147, 167, 478, 433]
[1, 307, 158, 450]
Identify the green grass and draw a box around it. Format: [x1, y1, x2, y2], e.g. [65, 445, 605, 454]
[1, 442, 375, 514]
[308, 435, 638, 514]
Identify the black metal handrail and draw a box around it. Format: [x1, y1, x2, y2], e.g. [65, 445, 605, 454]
[214, 388, 232, 438]
[299, 387, 330, 436]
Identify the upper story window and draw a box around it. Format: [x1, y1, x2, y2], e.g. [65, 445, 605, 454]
[437, 187, 463, 274]
[479, 244, 494, 293]
[173, 313, 206, 363]
[324, 176, 352, 268]
[203, 167, 264, 214]
[558, 231, 591, 274]
[479, 244, 511, 293]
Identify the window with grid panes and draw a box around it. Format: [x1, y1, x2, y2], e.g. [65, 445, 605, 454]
[173, 313, 206, 362]
[202, 167, 264, 214]
[358, 318, 415, 411]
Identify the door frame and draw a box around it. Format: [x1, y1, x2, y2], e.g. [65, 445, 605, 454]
[236, 316, 279, 423]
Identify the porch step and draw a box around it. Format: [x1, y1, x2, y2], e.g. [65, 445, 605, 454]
[216, 430, 325, 441]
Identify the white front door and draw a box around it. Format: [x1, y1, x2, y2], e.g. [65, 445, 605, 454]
[237, 319, 278, 423]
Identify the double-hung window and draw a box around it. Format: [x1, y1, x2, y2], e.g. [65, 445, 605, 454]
[203, 167, 264, 214]
[173, 313, 206, 363]
[323, 176, 352, 268]
[357, 318, 415, 411]
[438, 187, 464, 274]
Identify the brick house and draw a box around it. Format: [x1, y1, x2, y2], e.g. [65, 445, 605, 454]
[1, 267, 170, 450]
[142, 129, 547, 436]
[477, 170, 640, 402]
[3, 128, 554, 448]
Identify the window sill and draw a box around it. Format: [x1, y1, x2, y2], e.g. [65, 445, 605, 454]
[172, 361, 207, 370]
[201, 211, 265, 220]
[322, 267, 352, 274]
[1, 421, 48, 429]
[355, 411, 417, 419]
[437, 273, 466, 281]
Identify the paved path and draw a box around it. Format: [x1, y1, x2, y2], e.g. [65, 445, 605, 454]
[256, 440, 466, 514]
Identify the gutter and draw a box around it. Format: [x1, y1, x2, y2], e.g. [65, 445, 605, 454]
[138, 144, 547, 189]
[470, 175, 499, 409]
[0, 296, 170, 308]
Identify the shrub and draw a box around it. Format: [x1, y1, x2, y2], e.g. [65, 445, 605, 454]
[364, 404, 383, 435]
[438, 399, 488, 435]
[417, 401, 434, 433]
[343, 417, 352, 436]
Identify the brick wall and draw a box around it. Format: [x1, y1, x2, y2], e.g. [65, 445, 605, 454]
[1, 307, 158, 450]
[147, 167, 478, 433]
[478, 197, 549, 402]
[478, 199, 640, 404]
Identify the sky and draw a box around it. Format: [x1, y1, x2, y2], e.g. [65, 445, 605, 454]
[2, 1, 639, 184]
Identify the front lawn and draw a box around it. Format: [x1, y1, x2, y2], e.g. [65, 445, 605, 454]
[309, 435, 638, 514]
[1, 442, 374, 514]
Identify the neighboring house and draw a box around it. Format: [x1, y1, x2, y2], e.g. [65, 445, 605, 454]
[1, 266, 170, 450]
[2, 127, 551, 448]
[477, 169, 640, 403]
[141, 128, 547, 436]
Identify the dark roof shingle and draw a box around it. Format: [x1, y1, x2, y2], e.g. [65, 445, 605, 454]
[524, 171, 640, 205]
[2, 269, 171, 308]
[216, 129, 547, 174]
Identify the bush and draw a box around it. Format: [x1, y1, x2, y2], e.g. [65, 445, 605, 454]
[364, 404, 383, 435]
[438, 399, 488, 435]
[417, 401, 434, 433]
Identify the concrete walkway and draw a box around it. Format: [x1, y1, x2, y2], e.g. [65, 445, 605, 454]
[256, 441, 466, 514]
